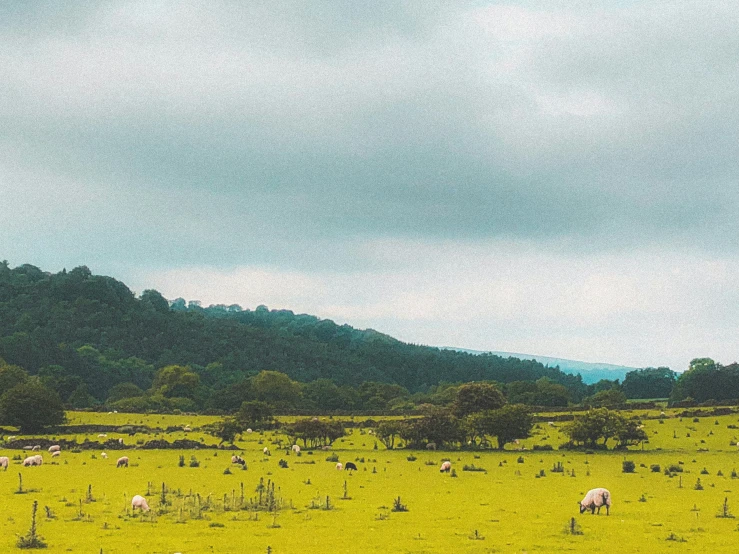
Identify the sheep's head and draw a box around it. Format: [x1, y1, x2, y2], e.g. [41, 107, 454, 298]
[578, 502, 586, 514]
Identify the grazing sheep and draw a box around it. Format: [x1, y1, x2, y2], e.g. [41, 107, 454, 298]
[336, 463, 343, 470]
[440, 461, 452, 473]
[101, 452, 108, 459]
[263, 447, 270, 456]
[579, 488, 611, 515]
[23, 455, 42, 467]
[31, 445, 40, 451]
[51, 451, 60, 458]
[48, 445, 61, 453]
[547, 421, 556, 427]
[344, 462, 357, 471]
[246, 428, 253, 433]
[231, 455, 245, 466]
[98, 434, 107, 438]
[292, 445, 300, 453]
[23, 446, 33, 451]
[131, 495, 150, 512]
[183, 426, 191, 432]
[118, 438, 124, 444]
[0, 456, 9, 469]
[116, 456, 129, 468]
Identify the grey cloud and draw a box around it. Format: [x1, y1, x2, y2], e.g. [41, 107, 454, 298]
[1, 1, 738, 272]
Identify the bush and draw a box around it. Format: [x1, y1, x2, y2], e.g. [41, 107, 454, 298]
[650, 464, 661, 473]
[622, 460, 636, 473]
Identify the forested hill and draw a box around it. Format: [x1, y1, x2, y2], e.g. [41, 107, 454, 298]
[0, 262, 586, 403]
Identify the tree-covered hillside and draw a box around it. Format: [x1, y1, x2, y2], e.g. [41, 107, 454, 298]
[0, 262, 588, 408]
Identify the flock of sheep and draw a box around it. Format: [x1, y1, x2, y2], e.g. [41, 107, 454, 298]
[7, 441, 613, 517]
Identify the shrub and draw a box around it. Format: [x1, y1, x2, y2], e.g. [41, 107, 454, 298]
[650, 464, 661, 473]
[622, 460, 636, 473]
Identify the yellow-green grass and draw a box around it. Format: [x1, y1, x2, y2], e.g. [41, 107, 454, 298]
[1, 411, 739, 552]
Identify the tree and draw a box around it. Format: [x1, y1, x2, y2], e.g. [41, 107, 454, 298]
[0, 359, 29, 395]
[622, 367, 676, 399]
[562, 408, 630, 449]
[251, 371, 302, 411]
[106, 382, 145, 403]
[0, 379, 65, 433]
[152, 365, 200, 399]
[376, 420, 404, 449]
[236, 400, 273, 429]
[209, 417, 243, 445]
[451, 382, 505, 418]
[399, 408, 464, 448]
[473, 404, 534, 449]
[140, 289, 170, 313]
[585, 388, 627, 408]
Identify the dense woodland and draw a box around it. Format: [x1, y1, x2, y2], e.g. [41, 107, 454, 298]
[0, 262, 735, 418]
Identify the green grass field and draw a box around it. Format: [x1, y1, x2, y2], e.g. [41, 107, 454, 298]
[2, 410, 739, 553]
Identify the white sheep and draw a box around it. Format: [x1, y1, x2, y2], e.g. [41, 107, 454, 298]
[183, 426, 191, 432]
[246, 428, 253, 433]
[0, 456, 9, 469]
[23, 455, 42, 466]
[101, 452, 108, 459]
[98, 433, 107, 438]
[440, 461, 452, 473]
[579, 488, 611, 515]
[263, 447, 270, 456]
[118, 438, 124, 444]
[292, 445, 300, 454]
[48, 445, 61, 453]
[31, 445, 40, 451]
[51, 451, 60, 458]
[336, 463, 343, 470]
[116, 456, 129, 468]
[131, 494, 150, 512]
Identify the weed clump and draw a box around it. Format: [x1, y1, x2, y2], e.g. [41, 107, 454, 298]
[17, 500, 46, 549]
[392, 496, 408, 512]
[622, 461, 636, 473]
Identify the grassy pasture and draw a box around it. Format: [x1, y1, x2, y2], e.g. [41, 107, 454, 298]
[1, 410, 739, 552]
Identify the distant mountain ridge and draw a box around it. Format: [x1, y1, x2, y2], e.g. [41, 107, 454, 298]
[445, 348, 638, 384]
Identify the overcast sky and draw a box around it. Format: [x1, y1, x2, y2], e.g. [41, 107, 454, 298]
[2, 1, 738, 372]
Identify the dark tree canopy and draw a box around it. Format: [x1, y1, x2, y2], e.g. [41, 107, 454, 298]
[0, 379, 65, 433]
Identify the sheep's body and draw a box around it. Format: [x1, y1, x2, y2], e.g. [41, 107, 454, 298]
[292, 445, 300, 454]
[101, 452, 108, 459]
[116, 456, 129, 468]
[31, 445, 40, 451]
[263, 447, 270, 456]
[0, 456, 9, 469]
[48, 445, 61, 453]
[344, 462, 357, 471]
[336, 463, 343, 470]
[23, 455, 42, 466]
[231, 455, 245, 466]
[98, 434, 107, 438]
[579, 488, 611, 515]
[131, 495, 150, 512]
[51, 451, 60, 457]
[440, 461, 452, 473]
